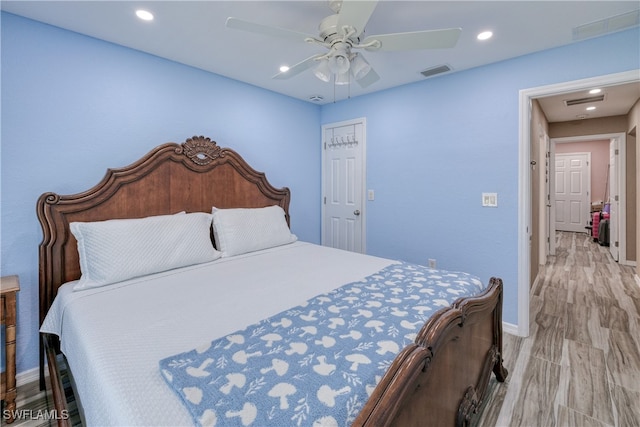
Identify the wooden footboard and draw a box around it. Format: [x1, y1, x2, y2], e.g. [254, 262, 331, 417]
[354, 277, 507, 427]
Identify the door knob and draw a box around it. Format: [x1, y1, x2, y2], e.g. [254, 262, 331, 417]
[354, 210, 361, 216]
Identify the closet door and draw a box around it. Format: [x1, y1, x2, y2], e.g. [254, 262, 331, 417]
[321, 119, 366, 253]
[555, 153, 590, 234]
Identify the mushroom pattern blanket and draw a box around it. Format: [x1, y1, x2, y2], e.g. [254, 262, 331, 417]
[159, 262, 485, 427]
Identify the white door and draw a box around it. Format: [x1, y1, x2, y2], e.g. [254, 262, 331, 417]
[555, 153, 590, 233]
[609, 138, 619, 261]
[321, 119, 366, 253]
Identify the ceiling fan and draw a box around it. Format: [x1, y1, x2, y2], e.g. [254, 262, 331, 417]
[226, 0, 462, 88]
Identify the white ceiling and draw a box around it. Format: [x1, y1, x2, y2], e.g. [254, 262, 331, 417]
[2, 1, 639, 119]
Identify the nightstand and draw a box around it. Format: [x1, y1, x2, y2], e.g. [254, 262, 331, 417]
[1, 275, 19, 424]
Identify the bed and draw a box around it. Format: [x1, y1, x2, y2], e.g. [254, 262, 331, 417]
[37, 135, 507, 426]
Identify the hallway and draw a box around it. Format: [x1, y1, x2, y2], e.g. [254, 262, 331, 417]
[480, 231, 640, 426]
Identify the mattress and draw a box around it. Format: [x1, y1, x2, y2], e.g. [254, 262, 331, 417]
[41, 242, 396, 426]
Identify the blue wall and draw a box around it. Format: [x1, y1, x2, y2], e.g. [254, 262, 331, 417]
[2, 9, 639, 376]
[321, 27, 640, 328]
[1, 12, 321, 375]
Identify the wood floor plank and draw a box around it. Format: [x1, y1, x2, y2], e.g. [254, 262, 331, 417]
[610, 384, 640, 426]
[606, 330, 640, 393]
[557, 405, 613, 427]
[509, 356, 561, 426]
[564, 340, 614, 424]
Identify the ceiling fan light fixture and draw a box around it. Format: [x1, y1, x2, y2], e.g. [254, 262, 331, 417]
[313, 59, 332, 82]
[350, 54, 371, 81]
[328, 51, 351, 75]
[335, 70, 351, 85]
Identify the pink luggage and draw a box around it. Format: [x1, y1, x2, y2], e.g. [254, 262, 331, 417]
[591, 211, 600, 241]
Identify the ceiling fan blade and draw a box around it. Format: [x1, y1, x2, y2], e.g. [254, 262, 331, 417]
[356, 67, 380, 88]
[364, 28, 462, 51]
[272, 54, 323, 79]
[226, 17, 314, 43]
[336, 0, 378, 37]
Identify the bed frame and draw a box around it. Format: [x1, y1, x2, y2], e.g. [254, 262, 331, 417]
[37, 135, 507, 426]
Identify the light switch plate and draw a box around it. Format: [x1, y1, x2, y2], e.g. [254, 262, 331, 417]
[482, 193, 498, 207]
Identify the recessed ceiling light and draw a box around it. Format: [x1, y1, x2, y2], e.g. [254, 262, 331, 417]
[477, 31, 493, 41]
[586, 106, 596, 111]
[589, 88, 602, 94]
[136, 10, 154, 21]
[279, 65, 290, 73]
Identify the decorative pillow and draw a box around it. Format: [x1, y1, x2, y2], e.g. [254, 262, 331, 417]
[71, 212, 220, 290]
[211, 205, 297, 257]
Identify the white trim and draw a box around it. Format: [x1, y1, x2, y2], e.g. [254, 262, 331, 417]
[635, 274, 640, 288]
[517, 91, 532, 338]
[502, 322, 519, 336]
[16, 366, 43, 387]
[518, 69, 640, 339]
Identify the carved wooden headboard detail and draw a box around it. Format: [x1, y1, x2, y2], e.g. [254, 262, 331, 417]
[37, 135, 291, 327]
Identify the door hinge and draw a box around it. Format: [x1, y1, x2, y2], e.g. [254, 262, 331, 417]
[324, 197, 326, 204]
[615, 195, 619, 201]
[324, 142, 327, 150]
[615, 149, 619, 155]
[615, 241, 619, 247]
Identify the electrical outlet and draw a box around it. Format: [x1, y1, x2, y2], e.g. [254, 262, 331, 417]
[428, 258, 436, 268]
[482, 192, 498, 207]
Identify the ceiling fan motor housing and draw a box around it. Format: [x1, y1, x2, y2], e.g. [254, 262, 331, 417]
[318, 14, 361, 46]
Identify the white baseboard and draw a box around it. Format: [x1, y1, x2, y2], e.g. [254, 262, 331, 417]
[16, 366, 43, 387]
[502, 321, 521, 337]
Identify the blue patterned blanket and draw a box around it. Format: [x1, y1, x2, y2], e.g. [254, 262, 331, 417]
[159, 262, 484, 427]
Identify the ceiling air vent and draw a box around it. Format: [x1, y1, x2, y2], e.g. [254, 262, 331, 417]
[420, 64, 451, 78]
[573, 9, 640, 41]
[564, 94, 605, 106]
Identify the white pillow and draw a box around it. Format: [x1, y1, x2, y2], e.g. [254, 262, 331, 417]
[212, 205, 297, 257]
[71, 212, 220, 290]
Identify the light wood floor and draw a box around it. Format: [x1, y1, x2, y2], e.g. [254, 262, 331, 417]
[479, 231, 640, 427]
[6, 231, 639, 426]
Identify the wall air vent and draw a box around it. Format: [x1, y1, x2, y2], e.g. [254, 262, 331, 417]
[420, 64, 452, 78]
[564, 94, 605, 106]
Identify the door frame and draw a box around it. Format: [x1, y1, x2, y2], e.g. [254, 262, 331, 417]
[518, 69, 638, 338]
[321, 117, 367, 252]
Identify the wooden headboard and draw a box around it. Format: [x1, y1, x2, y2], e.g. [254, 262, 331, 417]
[37, 136, 290, 327]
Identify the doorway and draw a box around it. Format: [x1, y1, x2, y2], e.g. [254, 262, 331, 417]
[517, 70, 639, 338]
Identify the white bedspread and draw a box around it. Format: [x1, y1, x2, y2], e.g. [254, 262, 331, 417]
[41, 242, 395, 426]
